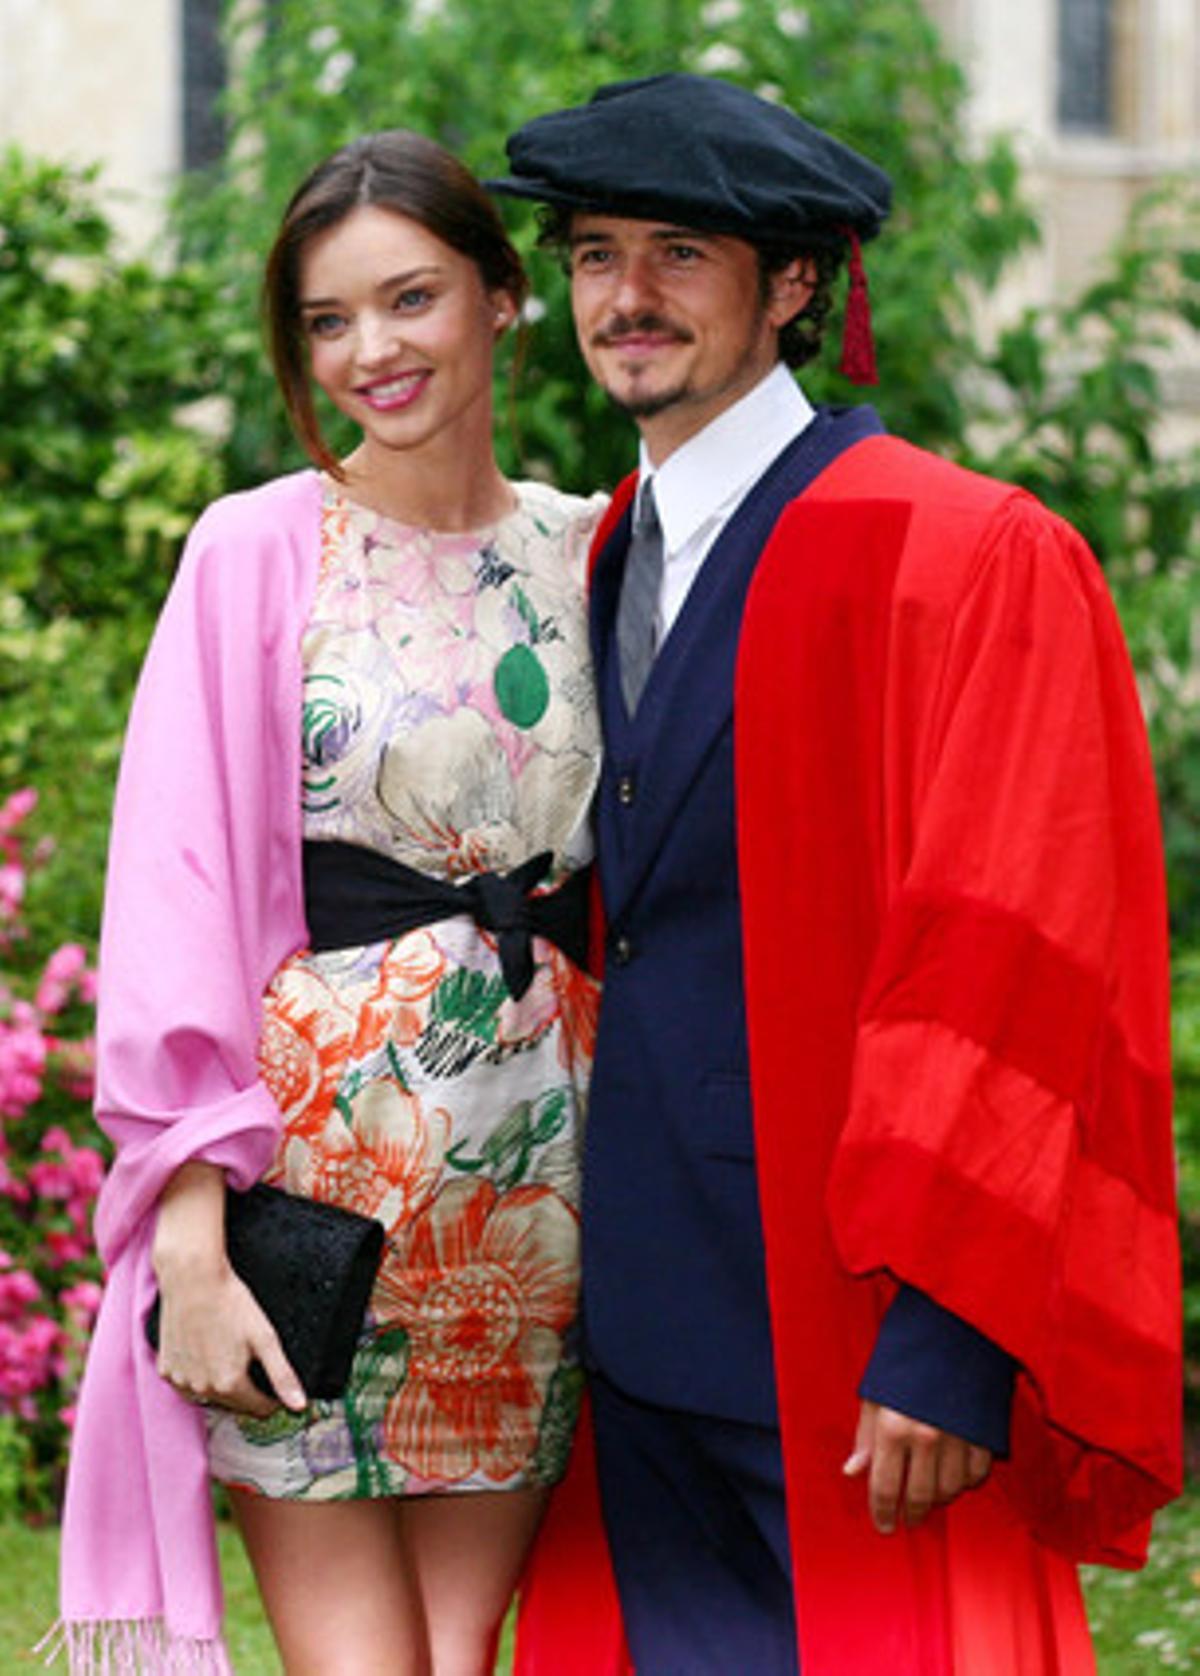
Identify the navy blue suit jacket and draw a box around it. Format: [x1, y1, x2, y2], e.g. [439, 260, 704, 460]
[582, 407, 1013, 1446]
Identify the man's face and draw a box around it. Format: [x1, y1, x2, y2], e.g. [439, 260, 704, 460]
[567, 215, 811, 461]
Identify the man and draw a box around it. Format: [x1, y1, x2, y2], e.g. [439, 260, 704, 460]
[490, 74, 1182, 1674]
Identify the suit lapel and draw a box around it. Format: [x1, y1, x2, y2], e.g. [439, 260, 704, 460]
[593, 409, 884, 918]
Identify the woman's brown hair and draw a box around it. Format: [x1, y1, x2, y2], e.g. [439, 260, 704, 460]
[264, 130, 528, 473]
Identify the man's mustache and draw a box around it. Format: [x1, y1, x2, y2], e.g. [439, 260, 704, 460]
[591, 313, 695, 348]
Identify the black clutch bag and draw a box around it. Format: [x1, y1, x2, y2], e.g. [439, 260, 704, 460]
[145, 1183, 386, 1401]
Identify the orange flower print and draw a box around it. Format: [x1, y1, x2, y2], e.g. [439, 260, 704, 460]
[295, 1076, 447, 1237]
[259, 962, 357, 1139]
[377, 1178, 579, 1483]
[549, 947, 599, 1075]
[355, 930, 446, 1056]
[319, 498, 354, 579]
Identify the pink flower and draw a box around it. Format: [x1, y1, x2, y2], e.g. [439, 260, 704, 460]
[60, 1281, 102, 1327]
[0, 864, 25, 924]
[44, 1229, 94, 1268]
[0, 1264, 40, 1322]
[0, 1009, 47, 1117]
[28, 1138, 71, 1186]
[0, 1160, 29, 1203]
[0, 789, 37, 836]
[28, 1128, 104, 1204]
[0, 1312, 61, 1410]
[496, 958, 559, 1047]
[0, 786, 103, 1442]
[384, 529, 478, 610]
[71, 1145, 104, 1198]
[35, 944, 90, 1015]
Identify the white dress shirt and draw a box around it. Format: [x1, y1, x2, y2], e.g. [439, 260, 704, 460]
[635, 362, 815, 645]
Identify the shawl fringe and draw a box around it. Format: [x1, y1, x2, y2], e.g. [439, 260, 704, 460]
[37, 1620, 233, 1675]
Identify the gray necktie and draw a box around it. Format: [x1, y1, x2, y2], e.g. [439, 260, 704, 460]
[616, 482, 664, 713]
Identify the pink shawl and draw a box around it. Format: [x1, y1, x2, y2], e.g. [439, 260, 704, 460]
[52, 470, 323, 1672]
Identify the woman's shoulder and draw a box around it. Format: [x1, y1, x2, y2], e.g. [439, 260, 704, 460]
[189, 468, 323, 545]
[166, 469, 323, 633]
[510, 478, 610, 538]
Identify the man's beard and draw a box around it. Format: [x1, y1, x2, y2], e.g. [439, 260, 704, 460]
[590, 311, 695, 419]
[603, 381, 691, 420]
[589, 305, 770, 423]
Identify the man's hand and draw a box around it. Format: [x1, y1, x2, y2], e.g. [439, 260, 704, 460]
[843, 1399, 992, 1534]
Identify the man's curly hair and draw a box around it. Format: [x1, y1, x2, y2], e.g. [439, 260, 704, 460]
[536, 204, 847, 370]
[755, 239, 845, 369]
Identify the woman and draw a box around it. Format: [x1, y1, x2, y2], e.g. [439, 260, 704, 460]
[56, 131, 604, 1675]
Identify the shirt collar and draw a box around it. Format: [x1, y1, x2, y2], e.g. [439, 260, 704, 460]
[636, 363, 815, 554]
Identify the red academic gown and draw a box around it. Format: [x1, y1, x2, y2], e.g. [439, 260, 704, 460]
[514, 434, 1181, 1675]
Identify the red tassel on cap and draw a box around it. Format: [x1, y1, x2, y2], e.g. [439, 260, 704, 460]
[837, 228, 879, 385]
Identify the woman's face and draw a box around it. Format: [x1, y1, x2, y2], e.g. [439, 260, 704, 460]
[297, 203, 516, 467]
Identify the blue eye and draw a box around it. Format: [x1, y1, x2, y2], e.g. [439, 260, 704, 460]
[305, 312, 346, 338]
[395, 287, 433, 311]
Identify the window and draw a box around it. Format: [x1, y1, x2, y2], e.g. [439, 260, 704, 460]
[1057, 0, 1115, 131]
[182, 0, 227, 170]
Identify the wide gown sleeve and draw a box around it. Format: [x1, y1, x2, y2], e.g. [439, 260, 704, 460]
[827, 496, 1181, 1564]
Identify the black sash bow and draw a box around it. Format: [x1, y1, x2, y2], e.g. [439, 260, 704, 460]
[302, 840, 591, 1000]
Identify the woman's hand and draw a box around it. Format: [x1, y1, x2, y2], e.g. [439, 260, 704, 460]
[151, 1161, 307, 1417]
[843, 1399, 992, 1534]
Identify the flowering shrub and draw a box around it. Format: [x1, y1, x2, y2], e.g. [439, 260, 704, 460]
[0, 788, 104, 1517]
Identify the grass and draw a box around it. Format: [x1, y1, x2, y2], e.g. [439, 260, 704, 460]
[1083, 1494, 1200, 1672]
[1, 1494, 1195, 1673]
[0, 1521, 281, 1672]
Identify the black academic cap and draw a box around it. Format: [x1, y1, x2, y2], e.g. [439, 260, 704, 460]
[487, 73, 892, 245]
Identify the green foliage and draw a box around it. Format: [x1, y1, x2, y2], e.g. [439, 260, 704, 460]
[0, 1417, 31, 1523]
[1172, 950, 1200, 1424]
[972, 185, 1200, 568]
[0, 607, 146, 946]
[967, 182, 1200, 932]
[0, 148, 227, 627]
[1113, 562, 1200, 936]
[0, 148, 226, 939]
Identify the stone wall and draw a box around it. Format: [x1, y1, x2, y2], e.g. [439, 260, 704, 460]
[0, 0, 179, 248]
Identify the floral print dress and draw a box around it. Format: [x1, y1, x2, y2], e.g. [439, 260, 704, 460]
[206, 478, 605, 1500]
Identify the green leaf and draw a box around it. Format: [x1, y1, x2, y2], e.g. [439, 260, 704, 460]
[431, 968, 509, 1040]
